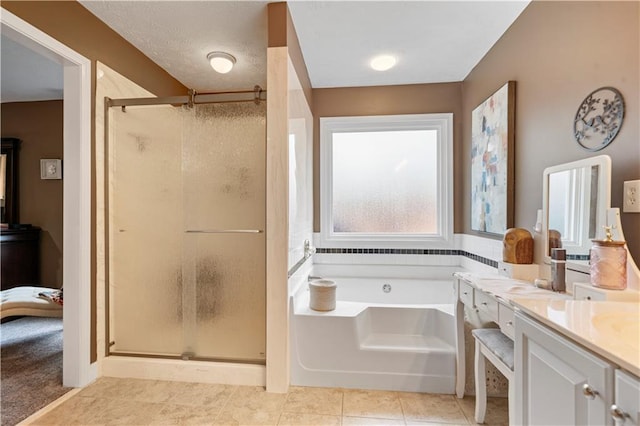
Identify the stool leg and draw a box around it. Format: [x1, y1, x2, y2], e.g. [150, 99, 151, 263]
[474, 339, 487, 424]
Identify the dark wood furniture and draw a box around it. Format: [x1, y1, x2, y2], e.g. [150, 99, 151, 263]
[1, 138, 20, 224]
[1, 227, 41, 290]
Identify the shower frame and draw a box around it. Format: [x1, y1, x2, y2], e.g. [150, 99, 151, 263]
[103, 87, 268, 362]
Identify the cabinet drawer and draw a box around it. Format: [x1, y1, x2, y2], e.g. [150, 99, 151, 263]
[573, 284, 606, 301]
[475, 290, 499, 321]
[459, 281, 475, 306]
[573, 282, 640, 302]
[498, 302, 515, 339]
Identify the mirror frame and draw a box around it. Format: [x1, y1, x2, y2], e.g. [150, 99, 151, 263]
[542, 155, 611, 265]
[1, 138, 20, 224]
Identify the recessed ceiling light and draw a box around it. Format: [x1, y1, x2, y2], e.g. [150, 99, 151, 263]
[370, 55, 397, 71]
[207, 51, 236, 74]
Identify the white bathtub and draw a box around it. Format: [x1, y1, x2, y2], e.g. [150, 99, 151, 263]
[290, 269, 457, 393]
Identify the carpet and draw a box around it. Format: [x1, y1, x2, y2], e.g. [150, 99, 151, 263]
[1, 317, 71, 426]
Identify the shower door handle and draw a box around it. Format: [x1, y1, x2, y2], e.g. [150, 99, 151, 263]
[185, 229, 263, 234]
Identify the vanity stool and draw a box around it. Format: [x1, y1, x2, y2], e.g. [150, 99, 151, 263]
[472, 328, 515, 425]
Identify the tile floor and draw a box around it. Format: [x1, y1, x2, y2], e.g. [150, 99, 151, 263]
[28, 377, 508, 425]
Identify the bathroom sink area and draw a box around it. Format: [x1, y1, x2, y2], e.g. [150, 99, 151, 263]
[591, 309, 640, 337]
[513, 298, 640, 377]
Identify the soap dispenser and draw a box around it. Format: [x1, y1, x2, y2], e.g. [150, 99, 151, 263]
[550, 248, 566, 292]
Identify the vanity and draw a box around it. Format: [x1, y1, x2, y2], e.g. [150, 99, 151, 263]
[455, 155, 640, 425]
[454, 274, 639, 425]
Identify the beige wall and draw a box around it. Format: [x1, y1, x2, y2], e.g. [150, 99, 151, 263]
[1, 100, 64, 286]
[312, 82, 464, 232]
[462, 1, 640, 261]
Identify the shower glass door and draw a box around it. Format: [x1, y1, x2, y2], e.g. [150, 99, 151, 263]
[182, 103, 266, 362]
[108, 99, 266, 364]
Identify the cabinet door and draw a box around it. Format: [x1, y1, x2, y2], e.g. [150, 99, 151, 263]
[613, 369, 640, 425]
[515, 312, 614, 425]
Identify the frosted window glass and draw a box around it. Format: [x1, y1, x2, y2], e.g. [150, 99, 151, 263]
[332, 130, 438, 233]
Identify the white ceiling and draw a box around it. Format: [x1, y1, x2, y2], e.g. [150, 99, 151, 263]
[1, 1, 531, 101]
[1, 34, 63, 103]
[288, 1, 530, 88]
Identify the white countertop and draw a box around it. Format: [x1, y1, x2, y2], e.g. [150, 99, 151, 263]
[512, 298, 640, 377]
[454, 272, 571, 304]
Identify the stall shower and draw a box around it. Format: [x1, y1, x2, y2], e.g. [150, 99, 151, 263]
[105, 91, 267, 364]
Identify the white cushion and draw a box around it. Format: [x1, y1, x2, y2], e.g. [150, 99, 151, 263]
[472, 328, 514, 371]
[1, 286, 63, 319]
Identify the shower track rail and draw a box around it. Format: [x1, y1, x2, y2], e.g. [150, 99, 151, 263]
[185, 229, 263, 234]
[105, 86, 266, 109]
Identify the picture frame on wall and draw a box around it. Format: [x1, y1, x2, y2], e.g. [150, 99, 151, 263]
[470, 81, 515, 235]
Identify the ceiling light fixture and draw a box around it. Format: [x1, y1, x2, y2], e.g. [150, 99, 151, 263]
[207, 51, 236, 74]
[370, 55, 397, 71]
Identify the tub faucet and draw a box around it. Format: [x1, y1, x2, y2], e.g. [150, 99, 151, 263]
[304, 239, 316, 258]
[308, 275, 323, 282]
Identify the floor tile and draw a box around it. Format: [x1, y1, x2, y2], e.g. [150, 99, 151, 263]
[277, 412, 341, 426]
[101, 398, 160, 425]
[456, 395, 508, 426]
[225, 386, 287, 412]
[27, 377, 511, 426]
[214, 408, 281, 426]
[146, 403, 221, 425]
[75, 377, 124, 399]
[399, 393, 469, 424]
[342, 415, 405, 425]
[165, 381, 236, 408]
[283, 386, 343, 416]
[342, 389, 404, 420]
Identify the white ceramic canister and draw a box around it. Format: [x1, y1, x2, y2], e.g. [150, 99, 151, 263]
[590, 238, 627, 290]
[309, 279, 337, 311]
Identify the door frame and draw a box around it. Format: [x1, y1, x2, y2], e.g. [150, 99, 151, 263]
[1, 8, 95, 387]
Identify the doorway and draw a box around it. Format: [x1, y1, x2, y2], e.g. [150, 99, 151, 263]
[1, 8, 94, 387]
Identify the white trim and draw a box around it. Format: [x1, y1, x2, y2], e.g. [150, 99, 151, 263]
[1, 8, 96, 387]
[102, 357, 265, 386]
[319, 113, 454, 248]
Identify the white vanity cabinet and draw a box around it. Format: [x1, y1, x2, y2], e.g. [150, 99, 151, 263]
[573, 283, 640, 302]
[515, 312, 615, 425]
[613, 369, 640, 425]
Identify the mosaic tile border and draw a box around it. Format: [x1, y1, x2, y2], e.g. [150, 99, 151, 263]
[567, 254, 590, 261]
[315, 248, 498, 268]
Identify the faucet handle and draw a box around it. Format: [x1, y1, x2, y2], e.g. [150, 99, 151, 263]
[304, 239, 316, 257]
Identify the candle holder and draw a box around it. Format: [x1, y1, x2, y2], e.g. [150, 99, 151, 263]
[590, 226, 627, 290]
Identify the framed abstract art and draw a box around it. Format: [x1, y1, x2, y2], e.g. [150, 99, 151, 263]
[470, 81, 515, 235]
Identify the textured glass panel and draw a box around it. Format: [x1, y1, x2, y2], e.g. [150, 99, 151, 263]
[183, 102, 266, 361]
[182, 103, 266, 231]
[109, 105, 185, 355]
[108, 100, 266, 362]
[185, 233, 266, 361]
[332, 130, 438, 233]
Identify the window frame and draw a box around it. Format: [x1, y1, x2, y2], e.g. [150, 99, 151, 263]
[320, 113, 454, 248]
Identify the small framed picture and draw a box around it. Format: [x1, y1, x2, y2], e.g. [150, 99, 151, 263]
[40, 159, 62, 180]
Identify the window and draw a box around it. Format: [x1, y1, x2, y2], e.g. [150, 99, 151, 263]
[320, 114, 453, 247]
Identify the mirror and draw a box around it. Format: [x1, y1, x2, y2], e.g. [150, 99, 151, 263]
[1, 138, 20, 224]
[542, 155, 611, 264]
